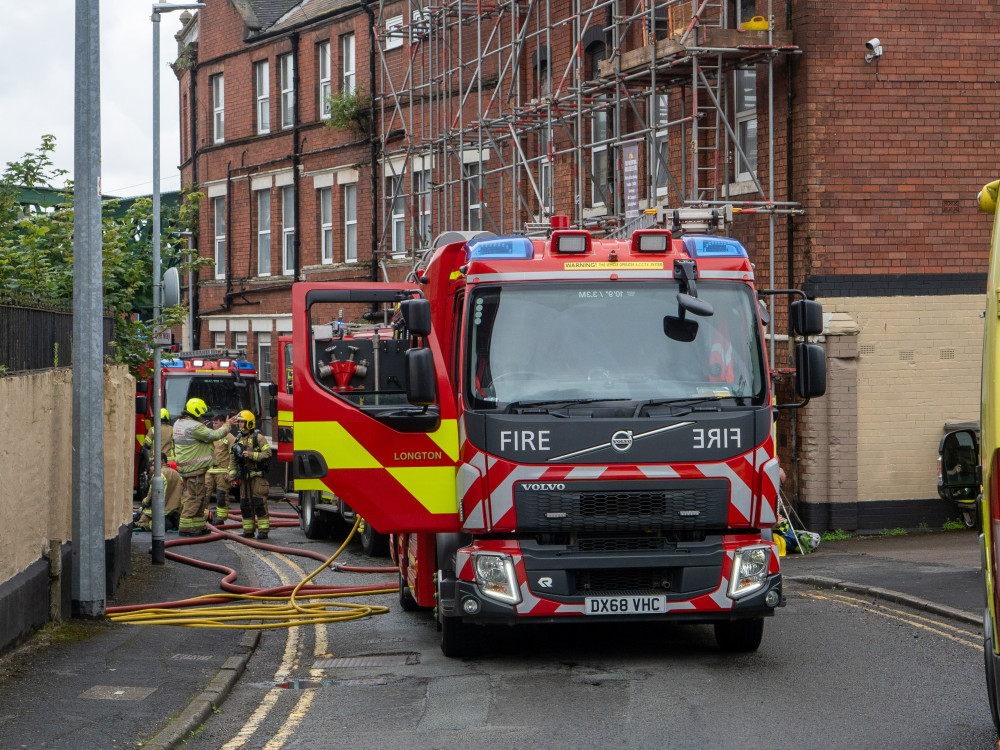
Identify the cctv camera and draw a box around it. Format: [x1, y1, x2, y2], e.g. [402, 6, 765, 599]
[865, 38, 881, 52]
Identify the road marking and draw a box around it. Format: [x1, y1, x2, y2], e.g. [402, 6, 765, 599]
[221, 548, 303, 750]
[803, 591, 981, 649]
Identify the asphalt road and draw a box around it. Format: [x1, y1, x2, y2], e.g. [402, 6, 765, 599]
[178, 532, 996, 750]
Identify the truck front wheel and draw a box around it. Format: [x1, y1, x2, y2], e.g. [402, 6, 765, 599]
[714, 618, 764, 653]
[299, 491, 332, 540]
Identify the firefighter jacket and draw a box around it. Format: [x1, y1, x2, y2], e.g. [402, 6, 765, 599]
[208, 434, 235, 474]
[173, 418, 231, 477]
[140, 465, 184, 515]
[228, 431, 272, 480]
[143, 423, 175, 462]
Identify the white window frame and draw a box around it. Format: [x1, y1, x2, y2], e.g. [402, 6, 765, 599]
[591, 96, 609, 208]
[320, 186, 333, 264]
[213, 196, 226, 279]
[389, 174, 406, 256]
[416, 169, 431, 246]
[539, 127, 552, 212]
[342, 34, 356, 95]
[464, 163, 482, 231]
[734, 68, 757, 182]
[318, 42, 331, 119]
[255, 61, 270, 134]
[234, 331, 247, 351]
[385, 15, 404, 50]
[344, 183, 358, 263]
[411, 8, 430, 41]
[211, 74, 224, 144]
[213, 331, 226, 350]
[280, 54, 295, 129]
[257, 189, 271, 276]
[282, 186, 295, 276]
[652, 93, 669, 198]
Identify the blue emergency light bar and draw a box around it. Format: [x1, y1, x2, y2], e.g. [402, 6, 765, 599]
[682, 236, 749, 259]
[466, 236, 535, 260]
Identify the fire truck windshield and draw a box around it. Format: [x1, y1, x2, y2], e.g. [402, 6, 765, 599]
[163, 375, 261, 421]
[466, 281, 766, 410]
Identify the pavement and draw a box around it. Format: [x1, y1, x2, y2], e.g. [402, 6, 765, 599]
[0, 518, 984, 749]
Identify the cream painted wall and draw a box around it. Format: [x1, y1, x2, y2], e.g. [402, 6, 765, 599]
[0, 365, 133, 583]
[820, 295, 984, 502]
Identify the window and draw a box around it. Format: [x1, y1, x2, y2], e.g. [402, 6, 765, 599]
[213, 197, 226, 279]
[255, 61, 270, 134]
[344, 183, 358, 262]
[464, 163, 482, 230]
[320, 186, 333, 264]
[652, 94, 669, 198]
[538, 128, 552, 212]
[388, 175, 406, 256]
[342, 34, 356, 94]
[588, 43, 612, 208]
[234, 331, 247, 351]
[734, 69, 757, 181]
[318, 42, 331, 119]
[258, 333, 273, 437]
[257, 189, 271, 276]
[538, 60, 550, 99]
[280, 54, 295, 129]
[282, 186, 295, 275]
[385, 16, 404, 50]
[211, 74, 224, 143]
[416, 169, 432, 246]
[213, 331, 226, 350]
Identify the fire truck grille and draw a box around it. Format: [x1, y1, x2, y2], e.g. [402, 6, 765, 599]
[514, 480, 730, 533]
[575, 536, 676, 552]
[574, 568, 673, 595]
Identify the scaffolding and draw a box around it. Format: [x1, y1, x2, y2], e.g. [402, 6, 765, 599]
[372, 0, 802, 267]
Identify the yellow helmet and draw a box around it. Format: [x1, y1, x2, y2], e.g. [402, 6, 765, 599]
[237, 410, 255, 430]
[160, 408, 170, 421]
[185, 397, 208, 419]
[979, 180, 1000, 215]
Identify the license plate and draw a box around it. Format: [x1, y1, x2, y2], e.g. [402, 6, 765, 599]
[584, 595, 667, 615]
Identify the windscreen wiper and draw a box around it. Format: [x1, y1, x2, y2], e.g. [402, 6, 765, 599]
[504, 397, 631, 414]
[633, 395, 739, 417]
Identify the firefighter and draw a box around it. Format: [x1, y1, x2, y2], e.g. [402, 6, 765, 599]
[142, 408, 175, 467]
[228, 409, 272, 540]
[173, 397, 237, 537]
[205, 413, 236, 523]
[133, 454, 182, 532]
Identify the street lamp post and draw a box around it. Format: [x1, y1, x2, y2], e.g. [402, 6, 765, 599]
[150, 1, 204, 565]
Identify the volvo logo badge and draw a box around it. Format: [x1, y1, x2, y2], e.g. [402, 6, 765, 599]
[611, 430, 633, 452]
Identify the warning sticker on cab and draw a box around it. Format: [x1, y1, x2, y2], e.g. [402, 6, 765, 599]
[563, 261, 664, 270]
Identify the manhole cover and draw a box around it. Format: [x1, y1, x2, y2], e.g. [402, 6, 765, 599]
[79, 685, 157, 701]
[313, 652, 419, 668]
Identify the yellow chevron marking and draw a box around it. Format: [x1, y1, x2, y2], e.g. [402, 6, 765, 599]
[387, 466, 458, 515]
[296, 421, 380, 469]
[428, 419, 460, 461]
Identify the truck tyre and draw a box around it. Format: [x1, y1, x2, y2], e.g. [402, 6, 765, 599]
[398, 570, 420, 612]
[714, 618, 764, 653]
[360, 519, 390, 557]
[440, 614, 480, 658]
[135, 454, 150, 503]
[984, 608, 1000, 732]
[300, 491, 332, 540]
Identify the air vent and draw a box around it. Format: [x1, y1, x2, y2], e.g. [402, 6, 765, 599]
[940, 348, 955, 360]
[859, 345, 875, 356]
[899, 351, 914, 361]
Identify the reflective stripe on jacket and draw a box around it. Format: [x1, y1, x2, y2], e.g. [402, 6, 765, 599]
[174, 417, 231, 476]
[228, 431, 272, 479]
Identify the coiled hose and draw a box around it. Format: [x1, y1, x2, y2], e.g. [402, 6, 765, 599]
[107, 513, 398, 630]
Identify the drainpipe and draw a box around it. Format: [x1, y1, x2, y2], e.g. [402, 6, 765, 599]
[291, 32, 302, 281]
[189, 57, 200, 347]
[362, 0, 380, 282]
[225, 159, 233, 305]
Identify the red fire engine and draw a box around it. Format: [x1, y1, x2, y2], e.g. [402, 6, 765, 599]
[134, 349, 262, 499]
[289, 210, 826, 656]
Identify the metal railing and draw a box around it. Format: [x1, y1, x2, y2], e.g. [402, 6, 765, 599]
[0, 298, 115, 373]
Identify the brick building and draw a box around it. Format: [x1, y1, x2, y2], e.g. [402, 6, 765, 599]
[173, 0, 998, 530]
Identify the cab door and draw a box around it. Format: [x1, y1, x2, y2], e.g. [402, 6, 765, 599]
[292, 283, 460, 534]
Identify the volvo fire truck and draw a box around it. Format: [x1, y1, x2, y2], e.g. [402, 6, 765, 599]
[134, 349, 262, 499]
[291, 210, 826, 656]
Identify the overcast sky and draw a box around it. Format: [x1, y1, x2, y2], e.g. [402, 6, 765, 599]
[0, 2, 189, 198]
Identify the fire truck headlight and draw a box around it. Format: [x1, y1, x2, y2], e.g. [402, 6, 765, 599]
[728, 546, 770, 599]
[472, 552, 521, 605]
